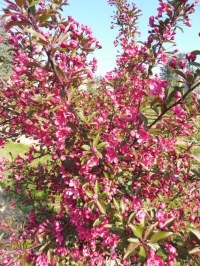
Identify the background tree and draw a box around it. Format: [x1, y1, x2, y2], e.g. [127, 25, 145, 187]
[0, 22, 13, 80]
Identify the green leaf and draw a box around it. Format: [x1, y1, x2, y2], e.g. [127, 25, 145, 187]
[149, 128, 162, 135]
[188, 247, 200, 255]
[139, 246, 147, 259]
[56, 65, 66, 78]
[128, 224, 143, 239]
[147, 243, 160, 251]
[192, 169, 200, 178]
[28, 0, 39, 8]
[152, 105, 159, 115]
[143, 223, 158, 240]
[94, 180, 99, 195]
[85, 190, 93, 198]
[82, 182, 90, 188]
[166, 90, 176, 103]
[150, 231, 173, 243]
[103, 224, 112, 228]
[38, 14, 50, 23]
[124, 242, 140, 260]
[81, 145, 90, 151]
[190, 62, 200, 68]
[96, 200, 106, 215]
[68, 87, 76, 102]
[71, 49, 77, 56]
[128, 212, 136, 223]
[15, 0, 24, 8]
[140, 113, 148, 127]
[93, 134, 100, 147]
[77, 110, 87, 123]
[47, 249, 52, 263]
[128, 238, 140, 243]
[93, 217, 104, 227]
[97, 142, 108, 150]
[114, 213, 123, 222]
[55, 32, 69, 46]
[5, 20, 30, 29]
[88, 112, 98, 122]
[27, 109, 36, 115]
[0, 233, 4, 241]
[113, 197, 120, 211]
[191, 50, 200, 55]
[188, 227, 200, 241]
[120, 199, 126, 213]
[38, 236, 43, 243]
[103, 171, 109, 179]
[24, 28, 47, 42]
[110, 226, 124, 235]
[162, 218, 175, 228]
[96, 151, 103, 159]
[171, 69, 187, 80]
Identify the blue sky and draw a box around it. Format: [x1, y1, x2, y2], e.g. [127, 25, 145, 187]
[64, 1, 200, 76]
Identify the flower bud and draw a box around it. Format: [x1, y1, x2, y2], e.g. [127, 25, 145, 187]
[178, 60, 186, 69]
[61, 41, 68, 48]
[60, 24, 66, 32]
[169, 59, 176, 68]
[174, 91, 182, 99]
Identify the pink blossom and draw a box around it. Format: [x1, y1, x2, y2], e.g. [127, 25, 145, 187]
[174, 91, 182, 99]
[135, 209, 147, 223]
[149, 16, 155, 26]
[178, 60, 186, 68]
[105, 147, 118, 164]
[169, 59, 176, 68]
[87, 156, 99, 168]
[146, 250, 164, 266]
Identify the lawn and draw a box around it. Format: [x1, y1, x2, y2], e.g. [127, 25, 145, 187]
[0, 141, 30, 160]
[0, 141, 53, 214]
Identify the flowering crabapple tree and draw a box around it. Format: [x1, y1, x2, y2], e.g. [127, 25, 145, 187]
[0, 0, 200, 265]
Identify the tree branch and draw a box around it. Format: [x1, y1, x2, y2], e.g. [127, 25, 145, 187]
[147, 81, 200, 129]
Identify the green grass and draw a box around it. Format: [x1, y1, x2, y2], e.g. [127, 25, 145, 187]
[192, 146, 200, 155]
[0, 141, 51, 164]
[0, 141, 53, 214]
[0, 141, 30, 160]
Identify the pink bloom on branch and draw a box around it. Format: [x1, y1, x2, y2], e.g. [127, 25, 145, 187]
[178, 60, 186, 68]
[135, 209, 147, 223]
[69, 40, 78, 49]
[174, 91, 182, 99]
[186, 53, 196, 62]
[87, 156, 99, 168]
[149, 16, 155, 26]
[146, 250, 164, 266]
[60, 24, 66, 32]
[35, 253, 49, 266]
[169, 59, 176, 68]
[105, 147, 118, 164]
[14, 174, 23, 181]
[185, 21, 192, 27]
[0, 139, 5, 147]
[147, 36, 153, 44]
